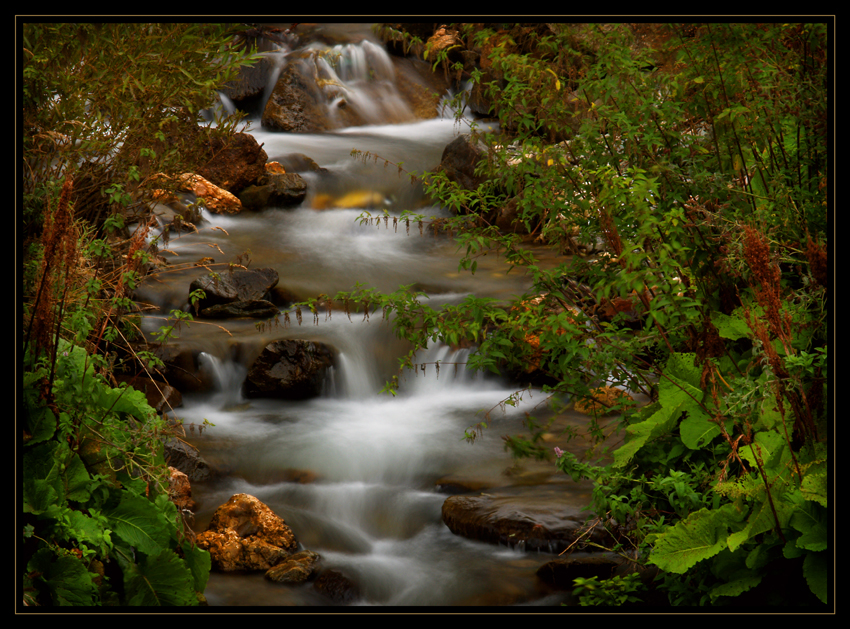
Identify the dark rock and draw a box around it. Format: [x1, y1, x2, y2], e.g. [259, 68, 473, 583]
[163, 437, 214, 483]
[189, 267, 279, 312]
[199, 299, 280, 320]
[128, 341, 209, 394]
[197, 132, 268, 195]
[238, 173, 308, 210]
[535, 554, 621, 589]
[243, 339, 336, 400]
[431, 133, 492, 197]
[441, 490, 613, 553]
[313, 569, 361, 604]
[273, 152, 328, 175]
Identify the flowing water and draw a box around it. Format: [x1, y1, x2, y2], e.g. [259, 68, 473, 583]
[138, 26, 596, 607]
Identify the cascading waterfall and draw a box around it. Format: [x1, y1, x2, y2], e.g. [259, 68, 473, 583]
[147, 26, 588, 608]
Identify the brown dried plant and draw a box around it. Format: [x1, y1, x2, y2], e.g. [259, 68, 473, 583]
[26, 177, 77, 363]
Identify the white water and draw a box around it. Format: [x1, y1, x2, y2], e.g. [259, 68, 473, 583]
[146, 31, 583, 607]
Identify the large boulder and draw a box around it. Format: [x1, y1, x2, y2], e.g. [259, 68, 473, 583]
[261, 61, 331, 133]
[430, 133, 492, 196]
[197, 132, 268, 195]
[195, 493, 299, 572]
[243, 339, 336, 400]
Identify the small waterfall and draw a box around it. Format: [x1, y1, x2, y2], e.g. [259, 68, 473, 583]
[402, 342, 491, 395]
[299, 40, 415, 127]
[197, 351, 246, 407]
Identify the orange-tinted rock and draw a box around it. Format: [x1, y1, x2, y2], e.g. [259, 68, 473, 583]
[196, 493, 298, 572]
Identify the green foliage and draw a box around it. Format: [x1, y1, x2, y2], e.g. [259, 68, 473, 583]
[23, 339, 207, 607]
[357, 22, 829, 607]
[22, 22, 259, 233]
[572, 573, 646, 606]
[19, 20, 260, 607]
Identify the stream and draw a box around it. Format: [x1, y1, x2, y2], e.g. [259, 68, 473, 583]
[137, 24, 598, 608]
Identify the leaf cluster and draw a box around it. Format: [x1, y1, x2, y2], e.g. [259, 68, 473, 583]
[336, 22, 829, 607]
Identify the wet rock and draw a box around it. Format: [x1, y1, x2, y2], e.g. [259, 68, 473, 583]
[273, 152, 328, 175]
[265, 549, 321, 583]
[177, 173, 243, 214]
[196, 493, 299, 572]
[167, 466, 197, 513]
[163, 437, 215, 483]
[313, 569, 361, 604]
[199, 299, 280, 320]
[535, 553, 621, 588]
[189, 267, 279, 312]
[431, 133, 492, 196]
[238, 172, 308, 210]
[262, 62, 331, 133]
[441, 489, 613, 553]
[243, 339, 336, 400]
[197, 132, 268, 195]
[128, 341, 208, 393]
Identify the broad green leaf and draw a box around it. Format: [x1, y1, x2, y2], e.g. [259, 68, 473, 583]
[727, 492, 779, 552]
[613, 401, 680, 467]
[104, 493, 171, 555]
[711, 310, 752, 340]
[803, 551, 828, 605]
[27, 548, 98, 606]
[790, 501, 827, 552]
[665, 352, 702, 387]
[23, 441, 64, 514]
[800, 462, 828, 507]
[63, 452, 92, 503]
[679, 407, 720, 449]
[181, 540, 212, 593]
[709, 573, 763, 602]
[649, 503, 747, 574]
[24, 402, 56, 445]
[124, 550, 197, 606]
[739, 430, 787, 471]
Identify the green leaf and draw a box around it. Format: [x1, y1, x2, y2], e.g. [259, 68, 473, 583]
[739, 430, 786, 471]
[800, 462, 828, 508]
[23, 441, 64, 514]
[666, 352, 702, 387]
[27, 547, 99, 606]
[613, 401, 680, 467]
[24, 401, 56, 444]
[803, 551, 828, 605]
[181, 540, 212, 593]
[679, 408, 720, 449]
[790, 501, 827, 552]
[711, 310, 752, 340]
[727, 491, 780, 552]
[124, 550, 198, 606]
[649, 503, 747, 574]
[709, 573, 762, 602]
[104, 493, 171, 555]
